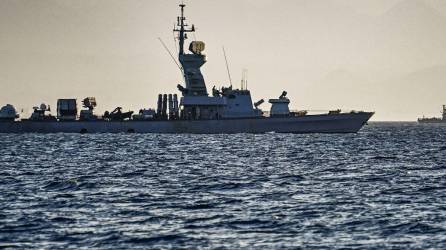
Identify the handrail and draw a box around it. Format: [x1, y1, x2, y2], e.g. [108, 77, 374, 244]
[262, 109, 366, 117]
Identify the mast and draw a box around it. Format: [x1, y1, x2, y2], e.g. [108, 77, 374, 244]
[174, 4, 195, 56]
[172, 3, 208, 96]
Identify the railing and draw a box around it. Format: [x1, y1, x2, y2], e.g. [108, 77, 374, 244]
[262, 109, 365, 117]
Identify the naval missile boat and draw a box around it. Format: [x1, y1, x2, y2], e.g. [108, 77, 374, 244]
[418, 105, 446, 123]
[0, 3, 373, 134]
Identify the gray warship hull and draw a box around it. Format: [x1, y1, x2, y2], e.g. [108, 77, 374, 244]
[418, 119, 445, 124]
[0, 112, 373, 134]
[0, 4, 375, 133]
[418, 105, 446, 123]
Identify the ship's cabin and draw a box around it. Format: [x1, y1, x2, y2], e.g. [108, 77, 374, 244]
[29, 104, 57, 121]
[179, 86, 262, 120]
[180, 96, 225, 120]
[268, 91, 291, 117]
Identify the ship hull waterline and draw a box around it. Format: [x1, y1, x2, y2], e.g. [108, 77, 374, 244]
[418, 120, 445, 124]
[0, 113, 373, 134]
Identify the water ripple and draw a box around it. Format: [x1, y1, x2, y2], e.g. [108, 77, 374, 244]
[1, 122, 446, 248]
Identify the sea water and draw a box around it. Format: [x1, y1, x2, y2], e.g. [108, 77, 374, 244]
[0, 122, 445, 248]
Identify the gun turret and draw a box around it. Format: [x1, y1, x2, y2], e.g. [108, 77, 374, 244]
[279, 91, 288, 99]
[82, 97, 97, 111]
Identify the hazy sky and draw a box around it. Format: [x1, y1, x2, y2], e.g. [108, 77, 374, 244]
[1, 0, 446, 121]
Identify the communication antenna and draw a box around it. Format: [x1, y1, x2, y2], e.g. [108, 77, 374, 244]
[222, 46, 233, 87]
[245, 69, 248, 90]
[158, 37, 183, 75]
[241, 68, 248, 90]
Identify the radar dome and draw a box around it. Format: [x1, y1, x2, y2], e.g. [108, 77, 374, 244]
[0, 104, 19, 120]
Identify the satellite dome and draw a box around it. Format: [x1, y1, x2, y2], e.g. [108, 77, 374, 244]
[0, 104, 19, 120]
